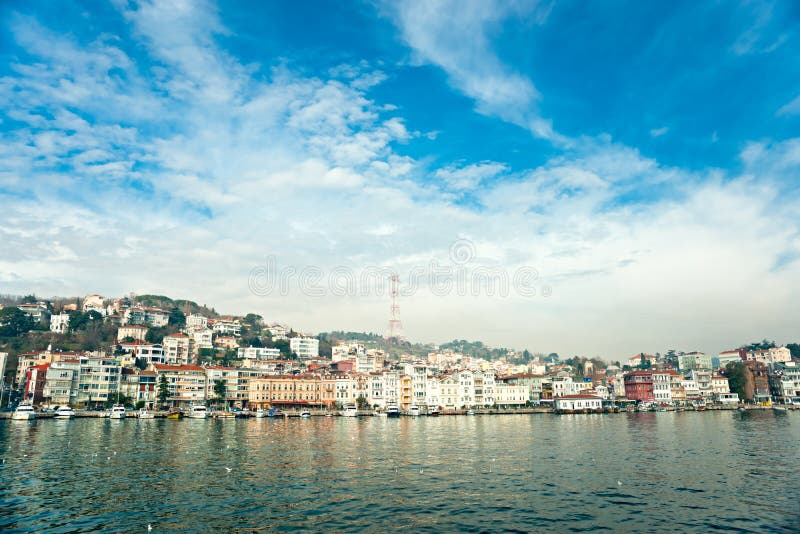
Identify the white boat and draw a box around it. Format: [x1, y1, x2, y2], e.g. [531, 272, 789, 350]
[12, 403, 36, 420]
[188, 405, 208, 419]
[340, 404, 358, 417]
[408, 405, 421, 416]
[374, 410, 388, 417]
[109, 404, 126, 419]
[300, 410, 311, 418]
[54, 405, 75, 419]
[255, 409, 267, 418]
[386, 404, 400, 418]
[466, 409, 475, 416]
[138, 409, 155, 419]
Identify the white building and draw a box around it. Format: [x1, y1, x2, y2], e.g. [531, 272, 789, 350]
[191, 328, 214, 352]
[43, 360, 80, 405]
[76, 355, 122, 406]
[554, 394, 603, 412]
[17, 303, 51, 325]
[290, 337, 319, 360]
[652, 372, 673, 404]
[117, 325, 149, 342]
[50, 313, 70, 334]
[211, 319, 241, 337]
[494, 383, 529, 407]
[746, 347, 792, 365]
[238, 347, 281, 360]
[717, 350, 743, 369]
[186, 314, 208, 330]
[124, 306, 170, 327]
[678, 352, 713, 372]
[82, 294, 105, 312]
[163, 334, 195, 365]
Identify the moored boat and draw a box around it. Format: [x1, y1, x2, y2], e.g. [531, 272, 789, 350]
[54, 405, 75, 419]
[408, 405, 420, 416]
[340, 404, 358, 417]
[188, 405, 208, 419]
[255, 409, 267, 418]
[138, 409, 155, 419]
[12, 403, 36, 420]
[428, 407, 440, 417]
[386, 404, 400, 418]
[300, 410, 311, 418]
[109, 404, 126, 419]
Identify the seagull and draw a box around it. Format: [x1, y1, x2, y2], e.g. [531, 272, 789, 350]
[419, 469, 424, 474]
[225, 467, 232, 472]
[147, 524, 153, 532]
[617, 480, 622, 486]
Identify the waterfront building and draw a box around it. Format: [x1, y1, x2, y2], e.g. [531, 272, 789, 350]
[43, 359, 80, 406]
[426, 375, 441, 409]
[290, 337, 320, 360]
[23, 364, 50, 404]
[744, 361, 772, 403]
[710, 374, 730, 397]
[554, 394, 603, 412]
[76, 355, 122, 406]
[499, 373, 546, 401]
[50, 313, 70, 334]
[681, 377, 700, 400]
[117, 324, 149, 342]
[624, 371, 655, 403]
[399, 374, 413, 410]
[151, 364, 207, 407]
[248, 374, 336, 410]
[494, 383, 529, 407]
[120, 368, 157, 407]
[205, 366, 262, 408]
[770, 362, 800, 403]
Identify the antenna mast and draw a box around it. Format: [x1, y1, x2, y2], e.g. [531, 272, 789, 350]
[387, 274, 403, 346]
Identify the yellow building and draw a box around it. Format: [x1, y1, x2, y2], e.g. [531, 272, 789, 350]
[249, 374, 336, 409]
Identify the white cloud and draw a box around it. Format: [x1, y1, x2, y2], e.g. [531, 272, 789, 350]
[435, 162, 508, 190]
[649, 127, 669, 137]
[384, 0, 567, 144]
[777, 94, 800, 116]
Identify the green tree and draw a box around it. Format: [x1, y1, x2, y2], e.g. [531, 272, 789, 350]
[356, 394, 369, 409]
[157, 375, 170, 406]
[786, 343, 800, 360]
[169, 307, 186, 327]
[213, 379, 226, 405]
[20, 295, 37, 304]
[243, 313, 262, 328]
[0, 307, 35, 337]
[198, 348, 215, 364]
[724, 362, 749, 402]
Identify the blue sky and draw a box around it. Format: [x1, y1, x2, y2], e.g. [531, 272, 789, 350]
[1, 0, 799, 358]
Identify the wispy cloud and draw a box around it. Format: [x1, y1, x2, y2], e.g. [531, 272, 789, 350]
[649, 127, 669, 138]
[777, 94, 800, 116]
[383, 0, 567, 144]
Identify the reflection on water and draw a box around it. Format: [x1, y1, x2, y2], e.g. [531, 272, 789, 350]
[1, 412, 799, 532]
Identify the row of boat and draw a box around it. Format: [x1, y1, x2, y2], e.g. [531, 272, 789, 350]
[11, 401, 452, 421]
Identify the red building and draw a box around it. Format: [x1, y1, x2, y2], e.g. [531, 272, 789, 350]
[624, 370, 655, 402]
[24, 363, 50, 405]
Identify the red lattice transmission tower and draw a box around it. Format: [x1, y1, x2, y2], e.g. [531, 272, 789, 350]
[387, 273, 403, 346]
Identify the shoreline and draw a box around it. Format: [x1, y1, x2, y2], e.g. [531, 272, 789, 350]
[2, 404, 795, 420]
